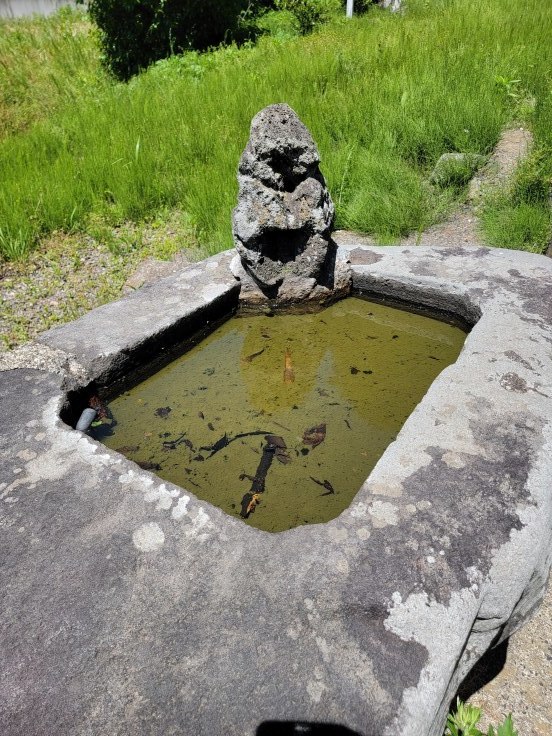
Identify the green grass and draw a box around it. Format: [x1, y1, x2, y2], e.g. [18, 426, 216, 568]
[0, 7, 107, 140]
[1, 0, 551, 260]
[481, 95, 552, 254]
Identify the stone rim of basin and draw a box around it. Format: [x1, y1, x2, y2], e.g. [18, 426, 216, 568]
[1, 244, 551, 736]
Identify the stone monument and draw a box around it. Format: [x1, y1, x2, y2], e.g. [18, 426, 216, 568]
[231, 103, 350, 305]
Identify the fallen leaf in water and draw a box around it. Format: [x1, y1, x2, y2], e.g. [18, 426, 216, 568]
[116, 445, 140, 454]
[265, 434, 286, 448]
[284, 348, 295, 383]
[303, 423, 326, 448]
[243, 347, 265, 363]
[275, 449, 291, 464]
[154, 406, 171, 418]
[241, 492, 262, 518]
[136, 460, 161, 471]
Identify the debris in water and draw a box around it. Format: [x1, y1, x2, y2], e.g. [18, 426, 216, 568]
[344, 419, 351, 430]
[272, 420, 291, 432]
[240, 439, 279, 518]
[243, 347, 265, 363]
[350, 367, 360, 375]
[116, 445, 140, 454]
[154, 406, 172, 418]
[309, 477, 335, 495]
[265, 434, 286, 448]
[136, 460, 162, 471]
[198, 411, 204, 419]
[392, 335, 399, 339]
[241, 492, 262, 517]
[89, 395, 109, 420]
[200, 430, 272, 458]
[193, 455, 205, 462]
[284, 348, 295, 383]
[428, 355, 440, 361]
[207, 422, 215, 431]
[303, 423, 326, 448]
[265, 434, 291, 464]
[162, 434, 193, 451]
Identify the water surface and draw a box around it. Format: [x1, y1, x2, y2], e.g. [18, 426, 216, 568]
[100, 297, 465, 532]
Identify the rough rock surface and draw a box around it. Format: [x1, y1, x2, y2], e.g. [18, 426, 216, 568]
[232, 104, 337, 303]
[1, 246, 551, 736]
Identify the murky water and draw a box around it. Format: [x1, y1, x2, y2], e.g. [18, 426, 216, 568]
[99, 297, 466, 532]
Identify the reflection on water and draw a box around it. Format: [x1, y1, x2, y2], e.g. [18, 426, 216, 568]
[100, 297, 466, 532]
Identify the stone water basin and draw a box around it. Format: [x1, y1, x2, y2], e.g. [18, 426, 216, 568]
[99, 297, 465, 532]
[1, 245, 551, 736]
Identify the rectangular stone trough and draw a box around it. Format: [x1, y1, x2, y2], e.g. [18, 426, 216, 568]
[1, 244, 551, 736]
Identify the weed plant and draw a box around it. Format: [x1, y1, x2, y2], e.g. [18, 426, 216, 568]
[1, 0, 551, 259]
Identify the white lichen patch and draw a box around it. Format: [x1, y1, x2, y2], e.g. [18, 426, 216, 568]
[184, 508, 211, 539]
[383, 588, 479, 736]
[327, 526, 348, 542]
[335, 556, 350, 576]
[132, 522, 165, 552]
[143, 483, 180, 511]
[442, 451, 465, 469]
[356, 527, 371, 541]
[171, 495, 191, 520]
[349, 502, 369, 519]
[368, 500, 399, 527]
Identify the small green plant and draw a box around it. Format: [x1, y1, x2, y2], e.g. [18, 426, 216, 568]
[495, 74, 522, 101]
[445, 698, 518, 736]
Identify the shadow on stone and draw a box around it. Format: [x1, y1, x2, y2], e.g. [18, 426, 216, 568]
[454, 638, 509, 703]
[257, 722, 363, 736]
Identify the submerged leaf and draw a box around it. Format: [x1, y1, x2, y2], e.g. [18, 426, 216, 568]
[243, 347, 265, 363]
[303, 423, 326, 448]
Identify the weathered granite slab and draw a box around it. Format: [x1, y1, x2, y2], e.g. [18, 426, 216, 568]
[1, 245, 551, 736]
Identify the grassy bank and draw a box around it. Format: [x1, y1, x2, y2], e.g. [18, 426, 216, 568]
[0, 8, 106, 141]
[1, 0, 551, 260]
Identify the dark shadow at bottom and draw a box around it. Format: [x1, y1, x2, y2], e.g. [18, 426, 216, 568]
[257, 722, 363, 736]
[454, 638, 509, 703]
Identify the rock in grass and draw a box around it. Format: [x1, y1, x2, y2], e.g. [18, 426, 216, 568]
[232, 104, 335, 297]
[430, 152, 486, 188]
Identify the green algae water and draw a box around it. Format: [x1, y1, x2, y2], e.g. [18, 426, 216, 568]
[100, 297, 465, 532]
